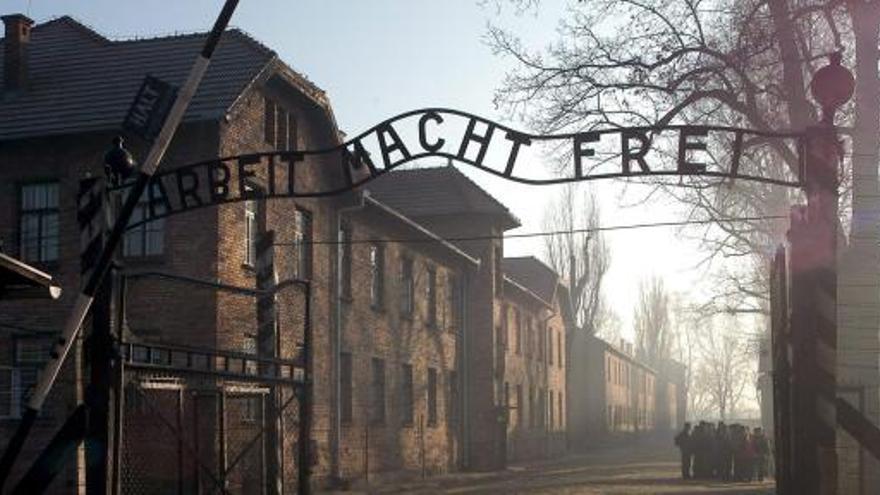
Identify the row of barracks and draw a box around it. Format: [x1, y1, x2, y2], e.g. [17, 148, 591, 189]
[0, 14, 685, 492]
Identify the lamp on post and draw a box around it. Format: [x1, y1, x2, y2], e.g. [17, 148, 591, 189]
[810, 51, 855, 126]
[785, 51, 853, 495]
[104, 136, 137, 187]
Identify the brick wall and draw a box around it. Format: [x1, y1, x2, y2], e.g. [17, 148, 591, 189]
[499, 284, 567, 462]
[334, 203, 470, 484]
[0, 120, 219, 492]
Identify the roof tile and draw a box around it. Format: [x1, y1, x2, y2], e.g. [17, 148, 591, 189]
[366, 166, 520, 230]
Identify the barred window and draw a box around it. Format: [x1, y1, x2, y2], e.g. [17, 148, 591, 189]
[19, 182, 59, 263]
[401, 363, 413, 426]
[0, 337, 53, 418]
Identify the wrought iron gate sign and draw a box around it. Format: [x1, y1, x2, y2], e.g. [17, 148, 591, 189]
[112, 108, 804, 229]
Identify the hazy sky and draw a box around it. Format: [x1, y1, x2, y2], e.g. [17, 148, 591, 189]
[12, 0, 717, 341]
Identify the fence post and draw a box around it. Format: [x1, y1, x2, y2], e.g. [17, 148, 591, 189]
[364, 423, 369, 485]
[219, 390, 227, 491]
[420, 416, 426, 479]
[86, 180, 115, 495]
[256, 231, 281, 495]
[177, 388, 184, 495]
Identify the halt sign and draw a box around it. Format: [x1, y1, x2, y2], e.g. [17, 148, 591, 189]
[122, 75, 178, 142]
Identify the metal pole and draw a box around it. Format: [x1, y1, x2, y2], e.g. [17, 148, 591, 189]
[177, 388, 184, 495]
[297, 281, 312, 495]
[111, 274, 126, 495]
[86, 187, 116, 495]
[219, 389, 228, 491]
[0, 2, 241, 489]
[364, 423, 369, 485]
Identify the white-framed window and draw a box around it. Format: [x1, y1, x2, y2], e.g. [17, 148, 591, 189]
[124, 183, 166, 258]
[426, 266, 437, 327]
[293, 208, 312, 279]
[369, 244, 384, 309]
[19, 182, 59, 263]
[245, 199, 257, 266]
[0, 338, 52, 419]
[400, 256, 414, 317]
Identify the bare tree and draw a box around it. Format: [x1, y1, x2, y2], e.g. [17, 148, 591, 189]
[543, 183, 611, 334]
[691, 315, 754, 420]
[633, 275, 673, 367]
[488, 0, 880, 323]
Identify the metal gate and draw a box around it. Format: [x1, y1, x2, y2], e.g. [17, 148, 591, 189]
[117, 341, 303, 495]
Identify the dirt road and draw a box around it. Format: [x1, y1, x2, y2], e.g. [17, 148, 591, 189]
[377, 440, 775, 494]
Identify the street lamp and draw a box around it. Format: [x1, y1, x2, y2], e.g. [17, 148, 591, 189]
[104, 136, 137, 186]
[810, 51, 855, 125]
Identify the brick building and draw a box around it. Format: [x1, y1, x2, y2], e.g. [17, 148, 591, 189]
[368, 169, 570, 469]
[568, 332, 685, 448]
[0, 14, 570, 492]
[498, 257, 568, 461]
[0, 13, 348, 492]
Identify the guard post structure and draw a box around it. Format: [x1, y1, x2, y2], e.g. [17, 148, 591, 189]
[786, 51, 853, 495]
[788, 123, 840, 495]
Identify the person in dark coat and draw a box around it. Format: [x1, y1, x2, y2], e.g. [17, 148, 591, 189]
[716, 422, 732, 481]
[675, 423, 694, 479]
[752, 427, 769, 482]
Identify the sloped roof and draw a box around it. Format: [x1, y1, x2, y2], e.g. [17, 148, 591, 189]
[502, 256, 558, 304]
[366, 166, 520, 230]
[0, 15, 319, 141]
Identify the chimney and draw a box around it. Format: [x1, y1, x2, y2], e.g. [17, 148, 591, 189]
[2, 14, 34, 93]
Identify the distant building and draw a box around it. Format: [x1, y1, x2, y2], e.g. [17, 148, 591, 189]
[568, 332, 684, 448]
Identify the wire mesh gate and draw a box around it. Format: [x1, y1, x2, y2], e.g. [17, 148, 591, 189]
[116, 341, 303, 495]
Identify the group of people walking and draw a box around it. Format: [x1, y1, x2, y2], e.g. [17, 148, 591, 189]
[674, 421, 770, 482]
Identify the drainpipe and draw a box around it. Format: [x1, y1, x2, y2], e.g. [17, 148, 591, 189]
[539, 305, 557, 457]
[331, 191, 366, 482]
[460, 273, 471, 470]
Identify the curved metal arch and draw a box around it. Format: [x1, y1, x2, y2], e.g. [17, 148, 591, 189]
[112, 107, 806, 231]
